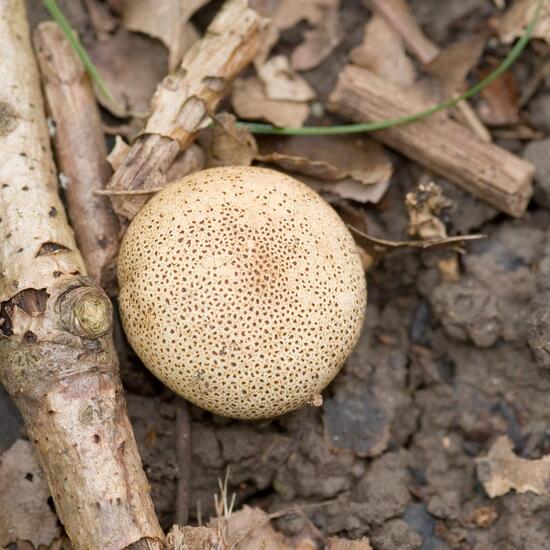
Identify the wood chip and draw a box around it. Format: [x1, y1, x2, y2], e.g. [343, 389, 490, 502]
[291, 3, 343, 71]
[476, 436, 550, 497]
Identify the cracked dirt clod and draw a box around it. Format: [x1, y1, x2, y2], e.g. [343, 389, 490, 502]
[118, 166, 367, 419]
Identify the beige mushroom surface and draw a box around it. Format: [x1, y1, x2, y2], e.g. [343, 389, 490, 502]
[118, 166, 367, 419]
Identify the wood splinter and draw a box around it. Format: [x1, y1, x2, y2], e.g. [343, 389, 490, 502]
[329, 64, 535, 218]
[107, 0, 268, 225]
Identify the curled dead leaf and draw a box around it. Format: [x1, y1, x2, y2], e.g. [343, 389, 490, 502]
[477, 63, 520, 126]
[350, 14, 416, 88]
[201, 113, 258, 167]
[257, 135, 393, 185]
[232, 77, 310, 128]
[494, 0, 550, 44]
[88, 28, 168, 117]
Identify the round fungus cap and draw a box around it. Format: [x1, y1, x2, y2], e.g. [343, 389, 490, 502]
[118, 166, 367, 419]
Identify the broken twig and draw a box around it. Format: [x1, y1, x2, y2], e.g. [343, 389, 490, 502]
[107, 0, 267, 224]
[329, 65, 534, 217]
[34, 22, 120, 296]
[0, 3, 163, 548]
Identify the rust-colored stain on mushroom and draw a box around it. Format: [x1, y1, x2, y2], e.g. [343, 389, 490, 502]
[118, 166, 367, 419]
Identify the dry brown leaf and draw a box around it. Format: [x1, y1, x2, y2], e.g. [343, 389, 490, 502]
[476, 436, 550, 498]
[232, 77, 309, 127]
[88, 28, 168, 117]
[206, 506, 290, 550]
[202, 113, 258, 167]
[167, 524, 218, 549]
[326, 179, 390, 204]
[477, 65, 520, 125]
[425, 35, 486, 97]
[258, 55, 316, 101]
[166, 143, 206, 180]
[291, 4, 344, 71]
[495, 0, 550, 44]
[0, 440, 60, 548]
[257, 135, 393, 186]
[350, 15, 416, 88]
[326, 537, 372, 550]
[405, 181, 452, 240]
[120, 0, 207, 70]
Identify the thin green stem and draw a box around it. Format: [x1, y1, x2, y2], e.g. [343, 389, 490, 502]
[42, 0, 120, 108]
[239, 0, 545, 136]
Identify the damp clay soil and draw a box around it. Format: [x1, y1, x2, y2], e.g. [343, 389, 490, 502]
[1, 0, 550, 548]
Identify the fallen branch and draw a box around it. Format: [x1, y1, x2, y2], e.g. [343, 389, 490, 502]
[107, 0, 267, 224]
[34, 21, 120, 296]
[329, 65, 534, 217]
[0, 3, 163, 548]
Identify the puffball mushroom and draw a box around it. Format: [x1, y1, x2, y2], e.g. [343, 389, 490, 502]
[118, 166, 366, 419]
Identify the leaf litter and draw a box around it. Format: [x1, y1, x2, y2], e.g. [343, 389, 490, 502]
[13, 0, 550, 549]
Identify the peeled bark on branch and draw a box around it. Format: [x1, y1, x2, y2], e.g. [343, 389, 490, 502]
[107, 0, 267, 224]
[329, 65, 534, 217]
[0, 2, 163, 548]
[34, 21, 120, 296]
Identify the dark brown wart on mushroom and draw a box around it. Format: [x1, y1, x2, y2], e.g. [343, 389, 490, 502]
[118, 166, 366, 419]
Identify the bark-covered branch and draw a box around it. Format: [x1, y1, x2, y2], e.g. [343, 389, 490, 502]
[107, 0, 268, 224]
[329, 65, 534, 217]
[0, 3, 163, 548]
[34, 21, 120, 296]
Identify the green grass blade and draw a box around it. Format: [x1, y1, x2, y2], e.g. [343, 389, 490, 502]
[239, 0, 546, 136]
